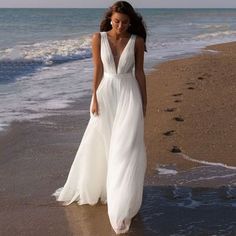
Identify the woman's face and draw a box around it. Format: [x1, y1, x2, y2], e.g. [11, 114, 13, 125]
[110, 12, 130, 34]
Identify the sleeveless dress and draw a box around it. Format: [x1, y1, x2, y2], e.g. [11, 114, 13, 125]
[52, 31, 147, 234]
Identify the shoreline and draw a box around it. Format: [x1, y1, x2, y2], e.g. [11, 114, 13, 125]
[0, 41, 236, 235]
[1, 40, 236, 184]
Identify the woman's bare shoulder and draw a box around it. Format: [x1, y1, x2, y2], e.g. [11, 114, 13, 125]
[92, 32, 101, 42]
[135, 35, 144, 45]
[135, 35, 145, 52]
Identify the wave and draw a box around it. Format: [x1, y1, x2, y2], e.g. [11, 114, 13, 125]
[194, 30, 236, 40]
[198, 24, 229, 30]
[178, 153, 236, 170]
[188, 23, 229, 30]
[185, 173, 236, 183]
[0, 35, 92, 65]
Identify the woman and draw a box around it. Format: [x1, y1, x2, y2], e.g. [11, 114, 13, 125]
[52, 1, 147, 234]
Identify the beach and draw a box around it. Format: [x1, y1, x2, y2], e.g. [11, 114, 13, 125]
[145, 42, 236, 182]
[0, 41, 236, 235]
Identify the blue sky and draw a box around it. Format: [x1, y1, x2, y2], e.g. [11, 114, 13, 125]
[0, 0, 236, 8]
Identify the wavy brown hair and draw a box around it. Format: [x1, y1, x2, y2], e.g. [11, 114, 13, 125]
[100, 1, 147, 52]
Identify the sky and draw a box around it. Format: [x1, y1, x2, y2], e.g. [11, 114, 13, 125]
[0, 0, 236, 8]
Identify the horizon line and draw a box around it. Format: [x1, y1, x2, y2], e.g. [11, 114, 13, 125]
[1, 7, 236, 9]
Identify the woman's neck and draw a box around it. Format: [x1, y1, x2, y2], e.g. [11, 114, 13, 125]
[108, 29, 130, 40]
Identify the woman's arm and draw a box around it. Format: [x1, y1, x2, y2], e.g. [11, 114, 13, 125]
[135, 36, 147, 117]
[91, 32, 103, 115]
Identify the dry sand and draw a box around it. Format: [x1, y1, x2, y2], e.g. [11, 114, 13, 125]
[0, 42, 236, 235]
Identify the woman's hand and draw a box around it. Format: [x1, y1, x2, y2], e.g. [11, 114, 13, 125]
[91, 97, 99, 116]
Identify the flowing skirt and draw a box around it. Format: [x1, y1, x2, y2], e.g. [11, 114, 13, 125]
[52, 72, 147, 234]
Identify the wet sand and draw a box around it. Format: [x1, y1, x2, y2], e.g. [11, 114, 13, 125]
[0, 42, 236, 235]
[144, 41, 236, 187]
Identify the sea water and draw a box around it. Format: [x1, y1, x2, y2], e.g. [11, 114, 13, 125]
[1, 8, 236, 131]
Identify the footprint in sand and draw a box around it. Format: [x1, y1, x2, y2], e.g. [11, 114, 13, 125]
[197, 76, 205, 80]
[172, 93, 182, 97]
[173, 116, 184, 122]
[174, 99, 182, 103]
[171, 145, 182, 153]
[202, 72, 211, 77]
[163, 130, 175, 136]
[185, 82, 195, 85]
[164, 108, 176, 112]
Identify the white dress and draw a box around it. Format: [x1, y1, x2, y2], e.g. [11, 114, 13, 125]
[52, 31, 147, 234]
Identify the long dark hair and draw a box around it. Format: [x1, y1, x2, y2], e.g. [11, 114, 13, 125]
[100, 1, 147, 52]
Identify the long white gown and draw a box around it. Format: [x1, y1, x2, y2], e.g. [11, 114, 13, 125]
[52, 31, 147, 234]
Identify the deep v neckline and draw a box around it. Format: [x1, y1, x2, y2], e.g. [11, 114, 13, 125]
[105, 32, 132, 74]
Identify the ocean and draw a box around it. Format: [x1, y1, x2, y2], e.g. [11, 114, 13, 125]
[1, 8, 236, 131]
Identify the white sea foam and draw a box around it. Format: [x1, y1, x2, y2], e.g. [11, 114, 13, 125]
[0, 59, 93, 132]
[0, 36, 92, 64]
[194, 31, 236, 40]
[184, 173, 236, 184]
[188, 23, 229, 30]
[157, 167, 178, 175]
[199, 24, 229, 30]
[177, 153, 236, 170]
